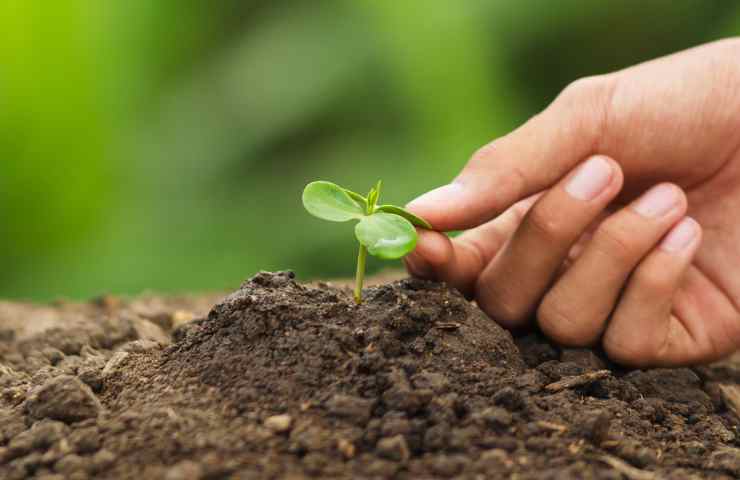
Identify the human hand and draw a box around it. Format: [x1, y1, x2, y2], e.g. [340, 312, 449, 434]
[405, 38, 740, 367]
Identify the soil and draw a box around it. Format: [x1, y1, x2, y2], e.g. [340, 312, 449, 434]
[1, 271, 740, 479]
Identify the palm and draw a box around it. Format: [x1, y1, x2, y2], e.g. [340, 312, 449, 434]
[674, 161, 740, 360]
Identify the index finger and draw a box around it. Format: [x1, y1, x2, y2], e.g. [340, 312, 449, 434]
[407, 74, 617, 231]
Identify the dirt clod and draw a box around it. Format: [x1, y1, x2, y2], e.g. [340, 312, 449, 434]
[24, 376, 101, 423]
[706, 447, 740, 475]
[326, 394, 374, 425]
[585, 410, 612, 445]
[492, 386, 525, 411]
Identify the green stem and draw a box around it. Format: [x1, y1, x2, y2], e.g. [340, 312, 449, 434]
[354, 244, 367, 304]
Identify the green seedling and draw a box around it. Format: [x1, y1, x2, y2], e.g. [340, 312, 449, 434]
[302, 180, 432, 304]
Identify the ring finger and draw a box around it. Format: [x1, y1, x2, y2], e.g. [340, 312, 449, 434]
[537, 183, 688, 345]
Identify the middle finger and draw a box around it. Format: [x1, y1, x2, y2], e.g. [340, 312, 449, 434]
[475, 155, 623, 329]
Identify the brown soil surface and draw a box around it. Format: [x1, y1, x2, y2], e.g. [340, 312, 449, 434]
[1, 271, 740, 479]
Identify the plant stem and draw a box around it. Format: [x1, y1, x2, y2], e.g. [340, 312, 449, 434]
[354, 244, 367, 304]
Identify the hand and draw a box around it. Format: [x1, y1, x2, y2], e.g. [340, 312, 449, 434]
[404, 38, 740, 367]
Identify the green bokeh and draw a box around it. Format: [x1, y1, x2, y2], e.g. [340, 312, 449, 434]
[1, 0, 738, 300]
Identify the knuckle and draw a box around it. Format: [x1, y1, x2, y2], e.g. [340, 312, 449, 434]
[603, 328, 647, 366]
[476, 280, 530, 328]
[558, 74, 618, 147]
[525, 205, 572, 243]
[603, 336, 651, 367]
[633, 265, 675, 298]
[537, 291, 604, 347]
[471, 141, 496, 163]
[560, 74, 612, 103]
[537, 296, 583, 346]
[592, 220, 638, 264]
[457, 237, 489, 274]
[603, 319, 661, 367]
[467, 141, 527, 208]
[508, 165, 528, 196]
[692, 315, 740, 364]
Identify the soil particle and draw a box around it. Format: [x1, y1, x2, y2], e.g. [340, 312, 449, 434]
[471, 406, 513, 430]
[560, 347, 609, 371]
[424, 453, 468, 477]
[624, 368, 713, 411]
[68, 426, 101, 454]
[101, 351, 129, 379]
[376, 435, 410, 463]
[379, 412, 411, 437]
[584, 410, 612, 445]
[410, 371, 449, 393]
[289, 420, 334, 453]
[264, 414, 293, 433]
[718, 383, 740, 420]
[381, 369, 433, 414]
[24, 376, 101, 423]
[117, 339, 162, 353]
[492, 386, 526, 411]
[129, 317, 170, 346]
[164, 460, 203, 480]
[53, 453, 87, 475]
[614, 439, 659, 468]
[36, 474, 65, 480]
[0, 417, 26, 444]
[325, 394, 375, 425]
[17, 420, 69, 452]
[1, 271, 740, 479]
[516, 333, 560, 368]
[706, 447, 740, 476]
[41, 348, 64, 366]
[90, 449, 116, 474]
[337, 438, 356, 459]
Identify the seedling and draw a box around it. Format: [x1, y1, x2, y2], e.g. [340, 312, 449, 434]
[302, 181, 432, 304]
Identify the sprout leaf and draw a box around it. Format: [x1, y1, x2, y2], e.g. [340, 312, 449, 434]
[303, 181, 365, 221]
[342, 188, 368, 207]
[355, 212, 416, 259]
[376, 204, 432, 229]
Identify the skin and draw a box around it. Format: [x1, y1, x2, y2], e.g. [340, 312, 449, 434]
[404, 38, 740, 367]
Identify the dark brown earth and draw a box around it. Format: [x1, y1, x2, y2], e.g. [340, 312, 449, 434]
[2, 271, 740, 479]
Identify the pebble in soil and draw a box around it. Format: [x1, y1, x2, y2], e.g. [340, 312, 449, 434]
[1, 271, 739, 479]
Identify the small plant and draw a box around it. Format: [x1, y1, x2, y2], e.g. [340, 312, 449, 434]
[302, 180, 432, 304]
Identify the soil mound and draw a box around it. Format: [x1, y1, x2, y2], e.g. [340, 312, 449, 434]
[1, 271, 739, 479]
[165, 271, 525, 415]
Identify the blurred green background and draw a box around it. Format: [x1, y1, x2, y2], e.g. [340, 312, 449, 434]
[1, 1, 738, 300]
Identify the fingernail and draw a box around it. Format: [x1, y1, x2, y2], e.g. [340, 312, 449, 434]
[633, 184, 680, 218]
[661, 217, 698, 253]
[407, 183, 465, 210]
[565, 155, 614, 201]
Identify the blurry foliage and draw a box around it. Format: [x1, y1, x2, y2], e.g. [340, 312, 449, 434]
[0, 0, 738, 300]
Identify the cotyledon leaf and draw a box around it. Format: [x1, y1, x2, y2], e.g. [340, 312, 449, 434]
[355, 212, 417, 259]
[376, 204, 432, 229]
[303, 181, 365, 222]
[342, 188, 368, 208]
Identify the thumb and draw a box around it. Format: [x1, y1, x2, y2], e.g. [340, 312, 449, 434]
[407, 75, 617, 231]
